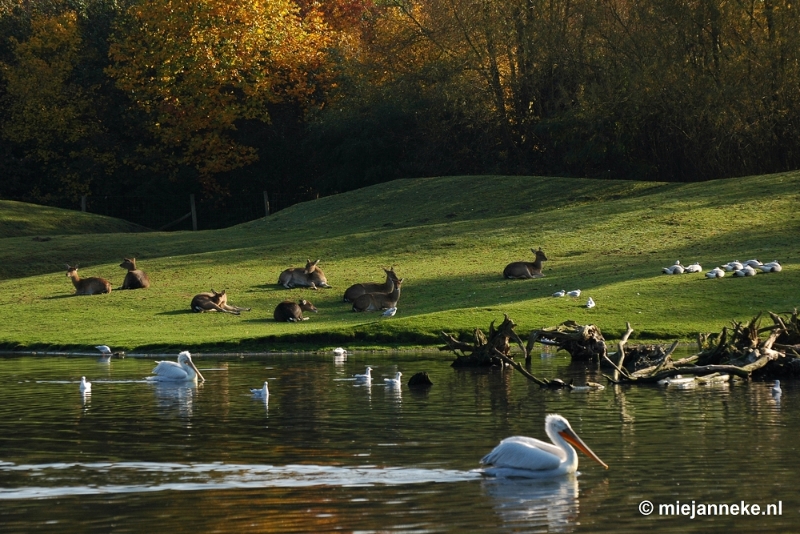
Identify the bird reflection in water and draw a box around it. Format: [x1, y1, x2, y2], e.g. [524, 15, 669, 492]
[482, 475, 580, 532]
[151, 381, 199, 420]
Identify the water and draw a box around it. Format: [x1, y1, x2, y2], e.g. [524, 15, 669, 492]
[0, 352, 795, 532]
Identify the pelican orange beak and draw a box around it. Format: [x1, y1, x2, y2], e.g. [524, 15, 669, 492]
[560, 428, 609, 470]
[189, 358, 205, 382]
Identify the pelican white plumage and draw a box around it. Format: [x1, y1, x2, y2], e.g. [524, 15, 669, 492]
[566, 289, 581, 298]
[354, 366, 373, 381]
[480, 414, 608, 478]
[384, 371, 402, 387]
[250, 381, 269, 399]
[552, 290, 566, 298]
[382, 307, 397, 318]
[79, 376, 91, 393]
[148, 351, 205, 382]
[585, 297, 595, 309]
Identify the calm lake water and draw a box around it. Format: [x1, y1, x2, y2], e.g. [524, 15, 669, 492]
[0, 350, 795, 533]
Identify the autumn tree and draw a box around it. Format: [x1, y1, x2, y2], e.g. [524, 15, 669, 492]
[107, 0, 332, 194]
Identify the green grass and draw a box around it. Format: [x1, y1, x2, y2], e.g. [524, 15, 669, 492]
[1, 172, 798, 353]
[0, 199, 148, 238]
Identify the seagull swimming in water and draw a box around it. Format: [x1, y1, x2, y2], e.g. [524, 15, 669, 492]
[772, 380, 782, 395]
[250, 381, 269, 399]
[384, 372, 402, 387]
[354, 366, 373, 381]
[333, 347, 347, 355]
[79, 376, 91, 393]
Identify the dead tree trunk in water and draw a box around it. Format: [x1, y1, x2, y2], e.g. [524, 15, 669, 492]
[440, 314, 527, 367]
[527, 320, 607, 364]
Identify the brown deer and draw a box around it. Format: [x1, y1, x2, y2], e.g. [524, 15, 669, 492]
[273, 299, 318, 322]
[343, 267, 400, 302]
[352, 278, 403, 312]
[503, 248, 548, 279]
[119, 257, 150, 289]
[190, 289, 251, 315]
[278, 259, 331, 290]
[65, 264, 111, 295]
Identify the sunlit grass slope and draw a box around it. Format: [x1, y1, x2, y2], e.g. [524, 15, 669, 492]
[0, 199, 147, 238]
[1, 172, 798, 352]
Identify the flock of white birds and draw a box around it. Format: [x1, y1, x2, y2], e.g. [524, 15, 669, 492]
[661, 258, 783, 278]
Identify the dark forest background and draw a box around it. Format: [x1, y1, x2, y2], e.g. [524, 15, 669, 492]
[1, 0, 799, 229]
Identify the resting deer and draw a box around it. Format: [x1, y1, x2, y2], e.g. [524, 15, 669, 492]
[273, 299, 318, 322]
[119, 257, 150, 289]
[65, 264, 111, 295]
[343, 267, 400, 302]
[278, 259, 331, 290]
[503, 248, 548, 279]
[352, 278, 403, 312]
[190, 289, 251, 315]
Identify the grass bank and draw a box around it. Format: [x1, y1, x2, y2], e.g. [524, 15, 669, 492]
[1, 172, 798, 353]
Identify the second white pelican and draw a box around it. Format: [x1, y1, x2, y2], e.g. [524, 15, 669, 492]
[148, 351, 205, 382]
[480, 414, 608, 478]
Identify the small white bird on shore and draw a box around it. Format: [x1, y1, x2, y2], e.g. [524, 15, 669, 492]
[684, 262, 702, 273]
[552, 290, 566, 298]
[745, 259, 763, 267]
[724, 261, 743, 272]
[585, 297, 595, 309]
[566, 289, 581, 298]
[79, 376, 91, 393]
[384, 372, 403, 387]
[382, 307, 397, 318]
[250, 381, 269, 399]
[705, 267, 725, 278]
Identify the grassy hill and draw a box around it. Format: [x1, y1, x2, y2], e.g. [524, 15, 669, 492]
[0, 172, 798, 353]
[0, 199, 148, 238]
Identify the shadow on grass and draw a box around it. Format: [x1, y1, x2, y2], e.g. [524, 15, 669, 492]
[156, 309, 195, 316]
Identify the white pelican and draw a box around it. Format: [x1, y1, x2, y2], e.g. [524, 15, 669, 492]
[79, 376, 91, 393]
[566, 289, 581, 298]
[384, 371, 402, 387]
[148, 351, 205, 382]
[480, 414, 608, 478]
[585, 297, 595, 309]
[354, 366, 373, 381]
[250, 381, 269, 399]
[382, 307, 397, 318]
[552, 290, 566, 298]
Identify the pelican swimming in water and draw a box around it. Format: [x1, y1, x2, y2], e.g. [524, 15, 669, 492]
[384, 371, 402, 387]
[148, 351, 205, 382]
[79, 376, 91, 393]
[250, 381, 269, 399]
[354, 366, 373, 381]
[480, 414, 608, 478]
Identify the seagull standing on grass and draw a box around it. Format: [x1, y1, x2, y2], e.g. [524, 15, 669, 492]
[382, 307, 397, 318]
[585, 297, 595, 309]
[567, 289, 581, 298]
[552, 290, 566, 298]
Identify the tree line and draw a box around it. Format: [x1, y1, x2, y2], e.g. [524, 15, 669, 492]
[1, 0, 799, 228]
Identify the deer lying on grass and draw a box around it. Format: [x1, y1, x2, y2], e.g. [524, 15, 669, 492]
[119, 257, 150, 289]
[343, 267, 400, 302]
[278, 259, 331, 289]
[65, 264, 111, 295]
[503, 248, 548, 279]
[273, 299, 318, 322]
[190, 289, 251, 315]
[352, 278, 403, 312]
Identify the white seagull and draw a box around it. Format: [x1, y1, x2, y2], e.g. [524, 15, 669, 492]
[566, 289, 581, 298]
[147, 351, 205, 382]
[772, 380, 782, 395]
[95, 345, 113, 363]
[382, 307, 397, 318]
[79, 376, 91, 393]
[333, 347, 347, 355]
[585, 297, 595, 309]
[354, 366, 373, 381]
[250, 381, 269, 399]
[684, 262, 702, 273]
[384, 372, 403, 387]
[480, 414, 608, 478]
[552, 290, 566, 298]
